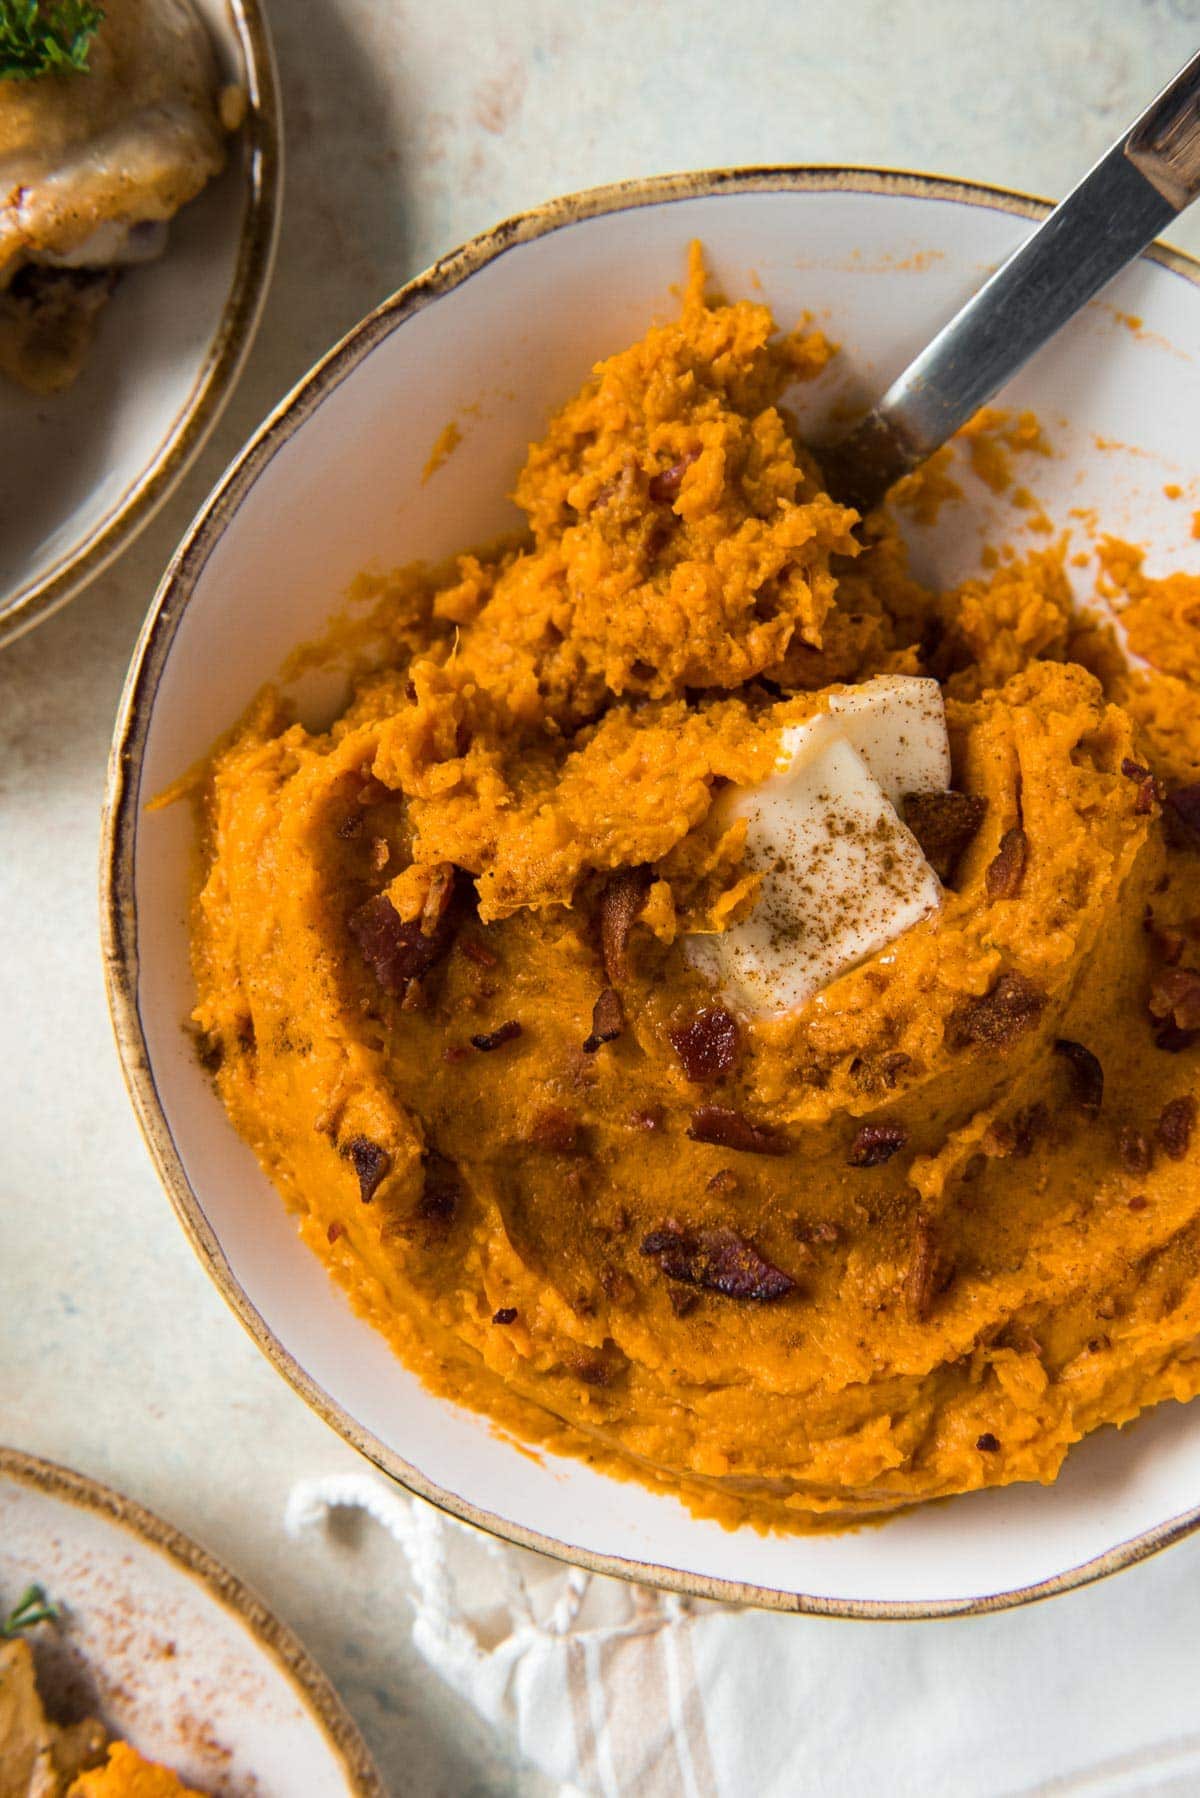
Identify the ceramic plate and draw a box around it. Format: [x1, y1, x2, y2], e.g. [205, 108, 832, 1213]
[103, 169, 1200, 1616]
[0, 1448, 381, 1793]
[0, 0, 281, 648]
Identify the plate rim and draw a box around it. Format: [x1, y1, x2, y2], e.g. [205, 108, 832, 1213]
[0, 0, 284, 649]
[100, 163, 1200, 1620]
[0, 1445, 384, 1793]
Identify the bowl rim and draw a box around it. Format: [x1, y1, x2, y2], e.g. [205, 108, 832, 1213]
[101, 164, 1200, 1620]
[0, 1445, 384, 1793]
[0, 0, 284, 650]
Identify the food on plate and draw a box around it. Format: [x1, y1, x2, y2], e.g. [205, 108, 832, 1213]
[189, 249, 1200, 1530]
[0, 1586, 200, 1795]
[0, 0, 241, 393]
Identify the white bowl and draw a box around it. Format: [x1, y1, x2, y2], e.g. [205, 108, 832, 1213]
[0, 0, 281, 647]
[0, 1448, 382, 1793]
[103, 170, 1200, 1617]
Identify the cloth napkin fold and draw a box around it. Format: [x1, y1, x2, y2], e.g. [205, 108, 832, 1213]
[286, 1473, 1200, 1797]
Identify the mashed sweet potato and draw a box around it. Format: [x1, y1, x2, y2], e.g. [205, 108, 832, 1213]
[190, 249, 1200, 1530]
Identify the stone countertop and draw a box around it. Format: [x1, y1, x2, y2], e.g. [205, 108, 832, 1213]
[2, 3, 1198, 1792]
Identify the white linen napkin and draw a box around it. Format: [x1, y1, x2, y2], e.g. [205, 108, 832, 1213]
[285, 1473, 1200, 1797]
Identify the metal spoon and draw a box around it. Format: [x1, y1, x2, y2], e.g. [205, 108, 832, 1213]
[820, 49, 1200, 515]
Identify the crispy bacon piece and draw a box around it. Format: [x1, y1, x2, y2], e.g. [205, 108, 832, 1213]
[1154, 1021, 1200, 1053]
[1149, 968, 1200, 1033]
[902, 791, 987, 883]
[986, 825, 1029, 901]
[1054, 1039, 1104, 1116]
[640, 1220, 794, 1301]
[976, 1432, 1001, 1453]
[1158, 1095, 1197, 1161]
[687, 1105, 787, 1156]
[599, 870, 650, 984]
[344, 1135, 391, 1203]
[905, 1214, 939, 1323]
[1164, 784, 1200, 850]
[327, 1220, 344, 1244]
[647, 447, 700, 504]
[847, 1122, 909, 1167]
[1121, 758, 1161, 815]
[471, 1020, 522, 1052]
[946, 972, 1048, 1051]
[492, 1306, 518, 1325]
[668, 1007, 739, 1082]
[348, 878, 460, 998]
[583, 987, 625, 1055]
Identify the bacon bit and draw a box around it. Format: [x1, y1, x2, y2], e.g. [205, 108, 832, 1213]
[470, 1019, 522, 1052]
[1164, 784, 1200, 850]
[1054, 1040, 1104, 1116]
[600, 1265, 637, 1305]
[793, 1219, 841, 1245]
[1155, 1020, 1200, 1053]
[492, 1306, 518, 1325]
[1121, 757, 1162, 815]
[1157, 1095, 1196, 1160]
[1119, 1126, 1154, 1175]
[420, 862, 458, 935]
[327, 1220, 344, 1244]
[847, 1122, 909, 1167]
[1149, 968, 1200, 1033]
[640, 1220, 794, 1301]
[852, 1051, 913, 1094]
[668, 1007, 739, 1082]
[337, 811, 364, 840]
[946, 972, 1048, 1051]
[529, 1106, 582, 1153]
[905, 1214, 939, 1323]
[599, 870, 649, 984]
[566, 1341, 628, 1386]
[460, 936, 498, 968]
[1129, 1195, 1150, 1211]
[344, 1136, 391, 1203]
[628, 1107, 664, 1132]
[985, 825, 1029, 901]
[976, 1432, 1001, 1453]
[668, 1286, 699, 1318]
[647, 447, 700, 504]
[583, 986, 624, 1054]
[687, 1105, 788, 1156]
[706, 1168, 739, 1195]
[902, 791, 987, 882]
[348, 885, 459, 998]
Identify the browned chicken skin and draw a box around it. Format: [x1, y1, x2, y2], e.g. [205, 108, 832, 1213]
[0, 0, 231, 392]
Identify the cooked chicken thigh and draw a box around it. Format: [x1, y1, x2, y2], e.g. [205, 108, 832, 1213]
[0, 0, 232, 392]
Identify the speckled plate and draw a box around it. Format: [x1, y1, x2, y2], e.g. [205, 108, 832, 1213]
[0, 1448, 382, 1794]
[0, 0, 282, 648]
[103, 169, 1200, 1616]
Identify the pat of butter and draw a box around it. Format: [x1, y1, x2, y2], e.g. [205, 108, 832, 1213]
[687, 693, 947, 1017]
[822, 675, 951, 804]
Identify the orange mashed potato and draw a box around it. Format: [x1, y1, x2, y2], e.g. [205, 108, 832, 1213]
[191, 250, 1200, 1530]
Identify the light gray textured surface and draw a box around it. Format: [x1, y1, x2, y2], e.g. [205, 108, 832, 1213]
[2, 3, 1199, 1793]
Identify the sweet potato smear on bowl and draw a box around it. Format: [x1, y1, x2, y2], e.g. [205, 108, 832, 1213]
[190, 249, 1200, 1531]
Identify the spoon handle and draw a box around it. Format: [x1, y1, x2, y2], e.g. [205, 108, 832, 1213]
[823, 49, 1200, 513]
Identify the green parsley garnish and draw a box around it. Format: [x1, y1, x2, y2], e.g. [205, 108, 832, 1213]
[0, 1, 105, 80]
[2, 1583, 59, 1636]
